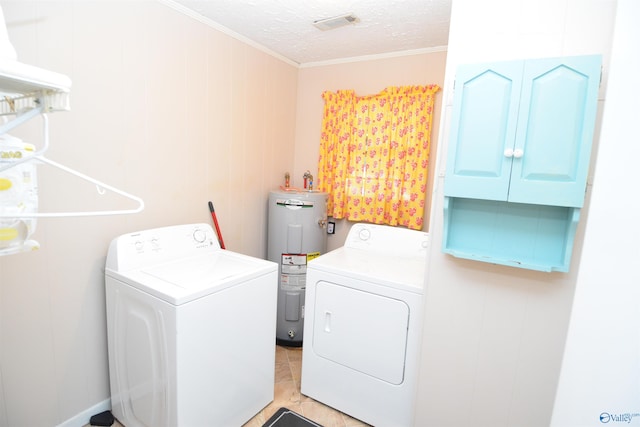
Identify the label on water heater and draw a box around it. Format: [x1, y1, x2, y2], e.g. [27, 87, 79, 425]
[280, 253, 307, 291]
[307, 251, 321, 262]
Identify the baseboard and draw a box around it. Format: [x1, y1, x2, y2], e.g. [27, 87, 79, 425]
[56, 398, 111, 427]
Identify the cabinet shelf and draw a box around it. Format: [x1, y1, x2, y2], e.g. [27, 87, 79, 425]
[443, 197, 580, 272]
[0, 59, 71, 117]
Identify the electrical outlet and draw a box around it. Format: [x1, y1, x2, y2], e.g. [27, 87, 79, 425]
[327, 221, 335, 234]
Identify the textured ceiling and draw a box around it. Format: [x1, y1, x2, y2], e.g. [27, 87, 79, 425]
[169, 0, 452, 65]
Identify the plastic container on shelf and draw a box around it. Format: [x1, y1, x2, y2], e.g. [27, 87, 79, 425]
[0, 133, 39, 254]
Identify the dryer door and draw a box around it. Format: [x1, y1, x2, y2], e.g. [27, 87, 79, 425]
[312, 281, 409, 384]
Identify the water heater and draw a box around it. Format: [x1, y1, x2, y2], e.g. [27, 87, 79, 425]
[268, 190, 328, 346]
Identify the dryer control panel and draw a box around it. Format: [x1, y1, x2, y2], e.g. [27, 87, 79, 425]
[344, 223, 429, 257]
[106, 223, 219, 271]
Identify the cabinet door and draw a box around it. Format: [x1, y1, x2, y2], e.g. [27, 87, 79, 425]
[444, 60, 524, 201]
[509, 55, 601, 207]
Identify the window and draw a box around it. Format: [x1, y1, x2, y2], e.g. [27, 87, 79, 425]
[318, 85, 439, 230]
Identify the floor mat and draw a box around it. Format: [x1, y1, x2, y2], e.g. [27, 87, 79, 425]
[261, 407, 324, 427]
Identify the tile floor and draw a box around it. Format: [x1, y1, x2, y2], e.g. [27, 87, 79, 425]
[243, 345, 370, 427]
[90, 346, 370, 427]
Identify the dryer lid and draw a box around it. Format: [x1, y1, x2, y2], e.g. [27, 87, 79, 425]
[308, 247, 426, 293]
[308, 223, 428, 293]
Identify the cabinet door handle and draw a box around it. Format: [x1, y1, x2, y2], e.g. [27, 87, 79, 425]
[513, 149, 524, 158]
[504, 148, 514, 157]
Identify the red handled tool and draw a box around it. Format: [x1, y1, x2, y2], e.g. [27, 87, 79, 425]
[208, 201, 226, 249]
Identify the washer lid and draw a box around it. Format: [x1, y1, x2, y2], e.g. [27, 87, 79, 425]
[107, 251, 276, 305]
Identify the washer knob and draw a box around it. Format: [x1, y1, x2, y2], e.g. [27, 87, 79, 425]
[193, 229, 207, 243]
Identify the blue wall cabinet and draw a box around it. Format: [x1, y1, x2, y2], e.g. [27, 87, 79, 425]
[443, 55, 601, 272]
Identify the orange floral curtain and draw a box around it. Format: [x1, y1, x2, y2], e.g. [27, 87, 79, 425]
[318, 85, 440, 230]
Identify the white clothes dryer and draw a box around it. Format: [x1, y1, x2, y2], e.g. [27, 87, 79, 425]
[301, 223, 428, 427]
[105, 223, 277, 427]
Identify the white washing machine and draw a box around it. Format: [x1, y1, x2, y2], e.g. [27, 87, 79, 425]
[105, 223, 278, 427]
[301, 223, 428, 427]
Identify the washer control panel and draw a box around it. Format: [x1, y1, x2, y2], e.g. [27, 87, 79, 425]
[106, 223, 219, 271]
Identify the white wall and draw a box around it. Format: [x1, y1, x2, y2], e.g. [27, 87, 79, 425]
[551, 1, 640, 425]
[0, 1, 297, 426]
[415, 0, 617, 426]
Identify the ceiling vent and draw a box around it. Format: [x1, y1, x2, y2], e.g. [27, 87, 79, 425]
[313, 13, 360, 31]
